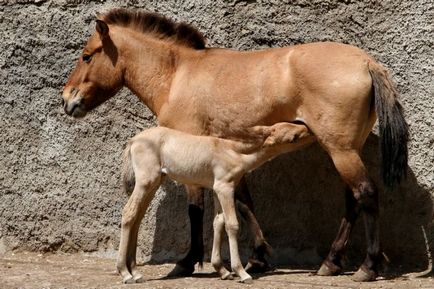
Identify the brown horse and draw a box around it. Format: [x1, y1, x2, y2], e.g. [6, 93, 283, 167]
[62, 8, 408, 283]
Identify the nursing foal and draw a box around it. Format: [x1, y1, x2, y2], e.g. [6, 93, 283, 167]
[119, 122, 313, 283]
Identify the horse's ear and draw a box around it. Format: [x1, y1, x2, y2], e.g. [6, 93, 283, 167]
[96, 20, 109, 38]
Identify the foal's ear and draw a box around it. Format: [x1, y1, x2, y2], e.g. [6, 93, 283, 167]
[96, 20, 109, 38]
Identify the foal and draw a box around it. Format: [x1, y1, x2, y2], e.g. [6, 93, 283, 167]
[119, 122, 313, 283]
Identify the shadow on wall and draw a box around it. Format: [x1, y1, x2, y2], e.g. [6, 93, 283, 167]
[148, 133, 432, 274]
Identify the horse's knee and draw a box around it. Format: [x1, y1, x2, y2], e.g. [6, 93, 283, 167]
[121, 208, 138, 228]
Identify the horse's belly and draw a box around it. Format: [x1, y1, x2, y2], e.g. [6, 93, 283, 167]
[161, 139, 215, 187]
[161, 85, 298, 136]
[159, 99, 297, 138]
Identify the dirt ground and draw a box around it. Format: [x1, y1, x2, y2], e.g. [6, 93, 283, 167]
[0, 252, 433, 289]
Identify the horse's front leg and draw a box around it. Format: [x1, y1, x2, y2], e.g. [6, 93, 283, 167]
[168, 185, 204, 277]
[117, 179, 160, 284]
[214, 181, 253, 284]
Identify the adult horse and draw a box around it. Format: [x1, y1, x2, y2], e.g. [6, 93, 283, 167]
[62, 8, 408, 283]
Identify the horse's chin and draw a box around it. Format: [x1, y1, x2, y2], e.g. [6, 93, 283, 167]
[71, 107, 87, 118]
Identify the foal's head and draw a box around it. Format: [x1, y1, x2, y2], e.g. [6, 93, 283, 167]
[62, 20, 123, 118]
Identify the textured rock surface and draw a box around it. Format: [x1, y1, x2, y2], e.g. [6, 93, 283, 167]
[0, 0, 433, 272]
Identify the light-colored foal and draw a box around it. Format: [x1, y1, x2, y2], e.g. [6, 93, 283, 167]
[118, 122, 313, 283]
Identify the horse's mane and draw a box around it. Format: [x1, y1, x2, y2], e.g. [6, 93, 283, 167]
[99, 8, 206, 50]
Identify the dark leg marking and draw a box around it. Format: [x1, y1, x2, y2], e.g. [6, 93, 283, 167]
[168, 204, 204, 277]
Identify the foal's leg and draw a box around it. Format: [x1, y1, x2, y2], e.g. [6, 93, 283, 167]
[117, 144, 162, 284]
[236, 201, 273, 272]
[117, 178, 160, 283]
[168, 185, 205, 277]
[321, 150, 380, 282]
[211, 197, 233, 280]
[214, 182, 253, 283]
[235, 177, 273, 273]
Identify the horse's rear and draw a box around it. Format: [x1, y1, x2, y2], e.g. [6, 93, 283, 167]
[286, 42, 408, 281]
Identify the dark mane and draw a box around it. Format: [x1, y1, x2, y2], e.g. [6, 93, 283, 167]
[100, 8, 206, 50]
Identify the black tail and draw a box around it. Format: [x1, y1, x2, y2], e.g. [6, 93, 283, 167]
[122, 141, 135, 195]
[369, 62, 409, 188]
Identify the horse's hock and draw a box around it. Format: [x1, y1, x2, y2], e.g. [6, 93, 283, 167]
[1, 0, 433, 273]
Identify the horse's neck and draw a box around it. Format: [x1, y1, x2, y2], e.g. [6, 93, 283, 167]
[119, 32, 179, 116]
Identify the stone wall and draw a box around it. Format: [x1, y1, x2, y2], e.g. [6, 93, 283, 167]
[1, 0, 433, 271]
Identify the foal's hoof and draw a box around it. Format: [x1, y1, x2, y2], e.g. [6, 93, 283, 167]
[317, 262, 342, 276]
[123, 276, 135, 284]
[240, 276, 253, 284]
[167, 263, 195, 278]
[245, 258, 273, 273]
[352, 267, 377, 282]
[133, 274, 145, 283]
[221, 271, 234, 280]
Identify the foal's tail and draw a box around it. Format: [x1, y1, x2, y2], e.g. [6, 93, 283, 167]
[122, 141, 136, 196]
[368, 62, 409, 188]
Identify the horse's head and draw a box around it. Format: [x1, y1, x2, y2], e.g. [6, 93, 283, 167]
[62, 20, 123, 118]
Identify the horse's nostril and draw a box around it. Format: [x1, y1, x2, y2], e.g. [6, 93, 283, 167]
[71, 87, 78, 97]
[61, 98, 65, 106]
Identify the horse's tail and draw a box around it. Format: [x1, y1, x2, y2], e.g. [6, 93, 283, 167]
[122, 140, 136, 196]
[368, 61, 409, 188]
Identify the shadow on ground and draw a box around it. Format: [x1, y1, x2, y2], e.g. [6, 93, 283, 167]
[149, 133, 432, 277]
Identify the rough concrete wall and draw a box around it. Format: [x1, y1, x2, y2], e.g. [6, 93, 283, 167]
[0, 0, 433, 271]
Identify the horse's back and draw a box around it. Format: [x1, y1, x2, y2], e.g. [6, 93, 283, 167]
[168, 42, 379, 150]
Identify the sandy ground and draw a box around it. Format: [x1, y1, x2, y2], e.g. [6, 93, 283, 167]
[0, 252, 433, 289]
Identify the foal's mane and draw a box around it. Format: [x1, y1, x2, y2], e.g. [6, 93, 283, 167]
[100, 8, 206, 49]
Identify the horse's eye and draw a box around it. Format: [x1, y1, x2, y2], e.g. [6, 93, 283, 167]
[82, 54, 92, 63]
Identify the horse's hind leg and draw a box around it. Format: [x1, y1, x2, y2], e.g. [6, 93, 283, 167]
[116, 144, 162, 284]
[235, 177, 273, 273]
[117, 180, 160, 283]
[320, 150, 380, 281]
[237, 201, 273, 273]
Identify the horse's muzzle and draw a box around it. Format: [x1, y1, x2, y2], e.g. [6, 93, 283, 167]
[63, 98, 87, 118]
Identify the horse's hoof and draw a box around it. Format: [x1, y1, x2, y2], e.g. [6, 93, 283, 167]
[221, 272, 234, 280]
[352, 267, 377, 282]
[317, 262, 342, 276]
[167, 263, 195, 278]
[240, 276, 253, 284]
